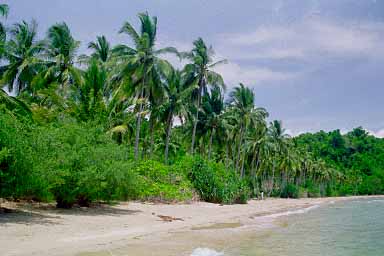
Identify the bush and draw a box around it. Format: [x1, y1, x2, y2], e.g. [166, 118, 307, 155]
[186, 156, 249, 204]
[0, 115, 196, 207]
[132, 160, 194, 201]
[0, 110, 50, 200]
[280, 183, 299, 198]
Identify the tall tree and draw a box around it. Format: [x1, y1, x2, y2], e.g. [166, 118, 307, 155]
[160, 65, 196, 163]
[88, 35, 110, 63]
[201, 85, 225, 159]
[0, 4, 9, 59]
[0, 20, 44, 95]
[72, 59, 107, 121]
[111, 12, 179, 161]
[45, 22, 82, 93]
[267, 120, 290, 194]
[183, 38, 226, 154]
[228, 83, 267, 176]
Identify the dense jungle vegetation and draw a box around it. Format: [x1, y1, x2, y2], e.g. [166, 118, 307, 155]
[1, 5, 383, 208]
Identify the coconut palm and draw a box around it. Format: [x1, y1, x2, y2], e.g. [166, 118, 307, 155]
[72, 59, 107, 121]
[88, 35, 110, 63]
[266, 120, 290, 194]
[245, 120, 268, 179]
[0, 88, 31, 118]
[0, 4, 9, 59]
[200, 85, 225, 159]
[44, 22, 82, 93]
[160, 66, 196, 163]
[110, 12, 179, 161]
[228, 83, 268, 175]
[183, 38, 227, 154]
[0, 20, 45, 95]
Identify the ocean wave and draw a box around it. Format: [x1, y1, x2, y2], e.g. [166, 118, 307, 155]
[265, 205, 320, 218]
[190, 248, 224, 256]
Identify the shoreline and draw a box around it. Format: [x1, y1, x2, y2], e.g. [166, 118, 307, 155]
[1, 196, 383, 256]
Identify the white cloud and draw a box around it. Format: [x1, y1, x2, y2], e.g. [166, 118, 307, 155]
[156, 17, 384, 90]
[368, 129, 384, 138]
[213, 62, 298, 88]
[224, 26, 294, 46]
[218, 18, 384, 61]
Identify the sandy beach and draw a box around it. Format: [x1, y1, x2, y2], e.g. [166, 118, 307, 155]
[1, 196, 382, 256]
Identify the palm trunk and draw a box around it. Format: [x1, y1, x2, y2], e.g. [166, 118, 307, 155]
[191, 80, 203, 154]
[208, 128, 214, 160]
[251, 150, 257, 178]
[225, 143, 229, 169]
[236, 124, 244, 172]
[164, 111, 173, 164]
[149, 115, 154, 159]
[178, 115, 184, 126]
[268, 159, 276, 197]
[135, 86, 145, 161]
[240, 153, 246, 178]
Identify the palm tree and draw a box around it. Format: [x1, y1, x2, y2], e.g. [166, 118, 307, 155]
[267, 120, 290, 195]
[0, 4, 8, 18]
[228, 83, 267, 176]
[0, 4, 9, 59]
[72, 59, 107, 121]
[0, 88, 31, 118]
[245, 120, 268, 179]
[160, 65, 196, 163]
[110, 12, 179, 161]
[0, 20, 44, 95]
[88, 35, 110, 63]
[201, 85, 225, 159]
[44, 22, 82, 93]
[183, 38, 227, 154]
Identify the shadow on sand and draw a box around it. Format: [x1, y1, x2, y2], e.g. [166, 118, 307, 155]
[0, 203, 142, 225]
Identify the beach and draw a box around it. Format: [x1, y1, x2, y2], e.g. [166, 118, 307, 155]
[1, 196, 381, 256]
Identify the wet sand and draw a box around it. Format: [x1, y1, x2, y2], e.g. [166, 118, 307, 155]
[1, 196, 381, 256]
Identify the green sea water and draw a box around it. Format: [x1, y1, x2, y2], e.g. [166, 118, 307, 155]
[218, 198, 384, 256]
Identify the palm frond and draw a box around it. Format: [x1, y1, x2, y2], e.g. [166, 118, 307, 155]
[119, 21, 141, 47]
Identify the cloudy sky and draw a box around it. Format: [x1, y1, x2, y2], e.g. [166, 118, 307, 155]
[5, 0, 384, 136]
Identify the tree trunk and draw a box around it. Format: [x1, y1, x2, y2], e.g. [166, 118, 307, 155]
[268, 159, 276, 197]
[208, 128, 214, 160]
[236, 124, 244, 172]
[240, 153, 246, 178]
[164, 111, 173, 164]
[178, 114, 184, 126]
[135, 86, 145, 161]
[191, 80, 203, 155]
[225, 142, 229, 169]
[149, 114, 154, 159]
[251, 151, 257, 178]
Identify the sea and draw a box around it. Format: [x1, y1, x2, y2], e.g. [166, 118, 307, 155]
[190, 197, 384, 256]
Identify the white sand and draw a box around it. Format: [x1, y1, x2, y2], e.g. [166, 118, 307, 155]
[1, 196, 382, 256]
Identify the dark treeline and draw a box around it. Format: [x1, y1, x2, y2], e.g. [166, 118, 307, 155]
[1, 6, 383, 208]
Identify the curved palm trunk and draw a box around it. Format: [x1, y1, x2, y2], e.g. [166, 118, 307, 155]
[178, 114, 184, 126]
[149, 115, 155, 159]
[251, 150, 258, 178]
[240, 153, 246, 178]
[225, 143, 229, 169]
[236, 123, 244, 172]
[135, 86, 145, 161]
[208, 128, 215, 160]
[268, 158, 276, 197]
[164, 111, 173, 164]
[191, 80, 203, 154]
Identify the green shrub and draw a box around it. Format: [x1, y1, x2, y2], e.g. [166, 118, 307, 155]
[0, 110, 50, 200]
[187, 156, 249, 204]
[280, 183, 299, 198]
[132, 160, 194, 201]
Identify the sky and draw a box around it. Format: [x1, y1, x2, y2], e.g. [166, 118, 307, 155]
[4, 0, 384, 137]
